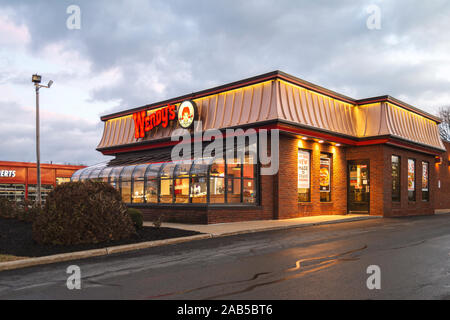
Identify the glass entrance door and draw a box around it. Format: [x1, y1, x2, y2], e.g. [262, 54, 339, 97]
[347, 160, 370, 214]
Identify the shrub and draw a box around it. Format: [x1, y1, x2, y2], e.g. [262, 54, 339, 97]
[16, 200, 43, 222]
[128, 208, 143, 230]
[32, 181, 135, 245]
[0, 198, 15, 219]
[0, 198, 42, 222]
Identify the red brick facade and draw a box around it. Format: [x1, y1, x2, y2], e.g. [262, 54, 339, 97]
[134, 134, 450, 224]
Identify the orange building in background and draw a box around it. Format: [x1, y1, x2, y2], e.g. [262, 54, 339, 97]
[0, 161, 85, 202]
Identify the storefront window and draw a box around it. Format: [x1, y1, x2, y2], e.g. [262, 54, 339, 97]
[131, 164, 147, 203]
[298, 149, 311, 202]
[160, 163, 176, 203]
[71, 169, 83, 182]
[408, 159, 416, 201]
[79, 168, 92, 181]
[120, 165, 135, 203]
[210, 158, 225, 203]
[174, 162, 191, 203]
[422, 161, 429, 202]
[56, 177, 71, 185]
[145, 163, 162, 203]
[87, 165, 106, 181]
[0, 184, 25, 202]
[109, 166, 124, 191]
[191, 159, 209, 203]
[27, 184, 53, 202]
[98, 166, 113, 183]
[243, 152, 257, 203]
[320, 153, 332, 202]
[391, 155, 401, 202]
[75, 144, 259, 206]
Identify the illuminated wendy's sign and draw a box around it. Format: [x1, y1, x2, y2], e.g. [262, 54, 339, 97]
[132, 100, 198, 139]
[133, 104, 177, 139]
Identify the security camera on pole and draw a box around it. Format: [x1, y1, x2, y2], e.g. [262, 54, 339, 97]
[31, 74, 53, 206]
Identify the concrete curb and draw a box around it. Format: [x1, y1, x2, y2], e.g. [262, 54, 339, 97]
[0, 215, 377, 272]
[0, 234, 211, 272]
[209, 215, 381, 237]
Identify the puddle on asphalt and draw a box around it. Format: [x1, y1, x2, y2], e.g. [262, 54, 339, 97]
[146, 245, 367, 299]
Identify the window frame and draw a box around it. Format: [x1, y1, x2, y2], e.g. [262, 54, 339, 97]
[408, 158, 416, 202]
[298, 148, 311, 203]
[319, 152, 332, 202]
[421, 161, 430, 202]
[391, 155, 401, 202]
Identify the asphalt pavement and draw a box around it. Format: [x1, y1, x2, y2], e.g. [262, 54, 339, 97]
[1, 214, 450, 299]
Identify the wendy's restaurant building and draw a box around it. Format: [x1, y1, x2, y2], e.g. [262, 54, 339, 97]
[0, 161, 85, 202]
[72, 71, 450, 224]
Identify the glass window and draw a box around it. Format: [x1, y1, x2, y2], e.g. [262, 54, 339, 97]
[145, 179, 158, 203]
[120, 166, 135, 204]
[87, 165, 105, 182]
[160, 163, 175, 203]
[392, 155, 401, 202]
[226, 177, 241, 203]
[0, 184, 25, 202]
[56, 177, 71, 185]
[145, 163, 163, 179]
[145, 163, 162, 203]
[422, 161, 429, 202]
[320, 153, 332, 202]
[191, 159, 209, 203]
[298, 149, 311, 202]
[408, 159, 416, 201]
[79, 168, 92, 181]
[243, 179, 256, 203]
[243, 153, 256, 179]
[27, 184, 53, 202]
[71, 169, 84, 182]
[109, 166, 124, 191]
[98, 166, 113, 183]
[210, 158, 225, 203]
[132, 164, 148, 204]
[174, 161, 191, 203]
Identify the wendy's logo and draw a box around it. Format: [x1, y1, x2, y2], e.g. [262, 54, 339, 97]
[178, 100, 198, 129]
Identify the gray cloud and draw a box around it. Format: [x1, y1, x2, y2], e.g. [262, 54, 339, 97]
[1, 0, 450, 164]
[0, 101, 108, 165]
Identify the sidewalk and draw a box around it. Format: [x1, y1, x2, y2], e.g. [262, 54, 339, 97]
[1, 214, 379, 272]
[145, 214, 381, 237]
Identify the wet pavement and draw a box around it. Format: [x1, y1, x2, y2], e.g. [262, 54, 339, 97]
[1, 214, 450, 299]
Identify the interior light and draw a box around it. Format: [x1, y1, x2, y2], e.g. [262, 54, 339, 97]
[302, 137, 308, 140]
[335, 143, 341, 147]
[318, 140, 324, 143]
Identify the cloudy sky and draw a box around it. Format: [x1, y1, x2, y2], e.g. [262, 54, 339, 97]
[1, 0, 450, 166]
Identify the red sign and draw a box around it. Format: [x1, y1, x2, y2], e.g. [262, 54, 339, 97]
[133, 104, 177, 139]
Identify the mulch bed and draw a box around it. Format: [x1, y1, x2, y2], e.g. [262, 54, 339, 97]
[0, 217, 201, 258]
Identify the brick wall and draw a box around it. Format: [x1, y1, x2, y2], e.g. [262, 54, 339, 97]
[130, 135, 450, 224]
[382, 145, 435, 216]
[280, 136, 347, 218]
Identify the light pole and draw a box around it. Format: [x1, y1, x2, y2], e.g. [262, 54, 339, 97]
[31, 74, 53, 206]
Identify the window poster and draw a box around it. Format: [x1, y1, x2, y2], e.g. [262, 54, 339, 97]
[422, 162, 429, 191]
[408, 159, 415, 191]
[319, 156, 331, 192]
[298, 150, 310, 189]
